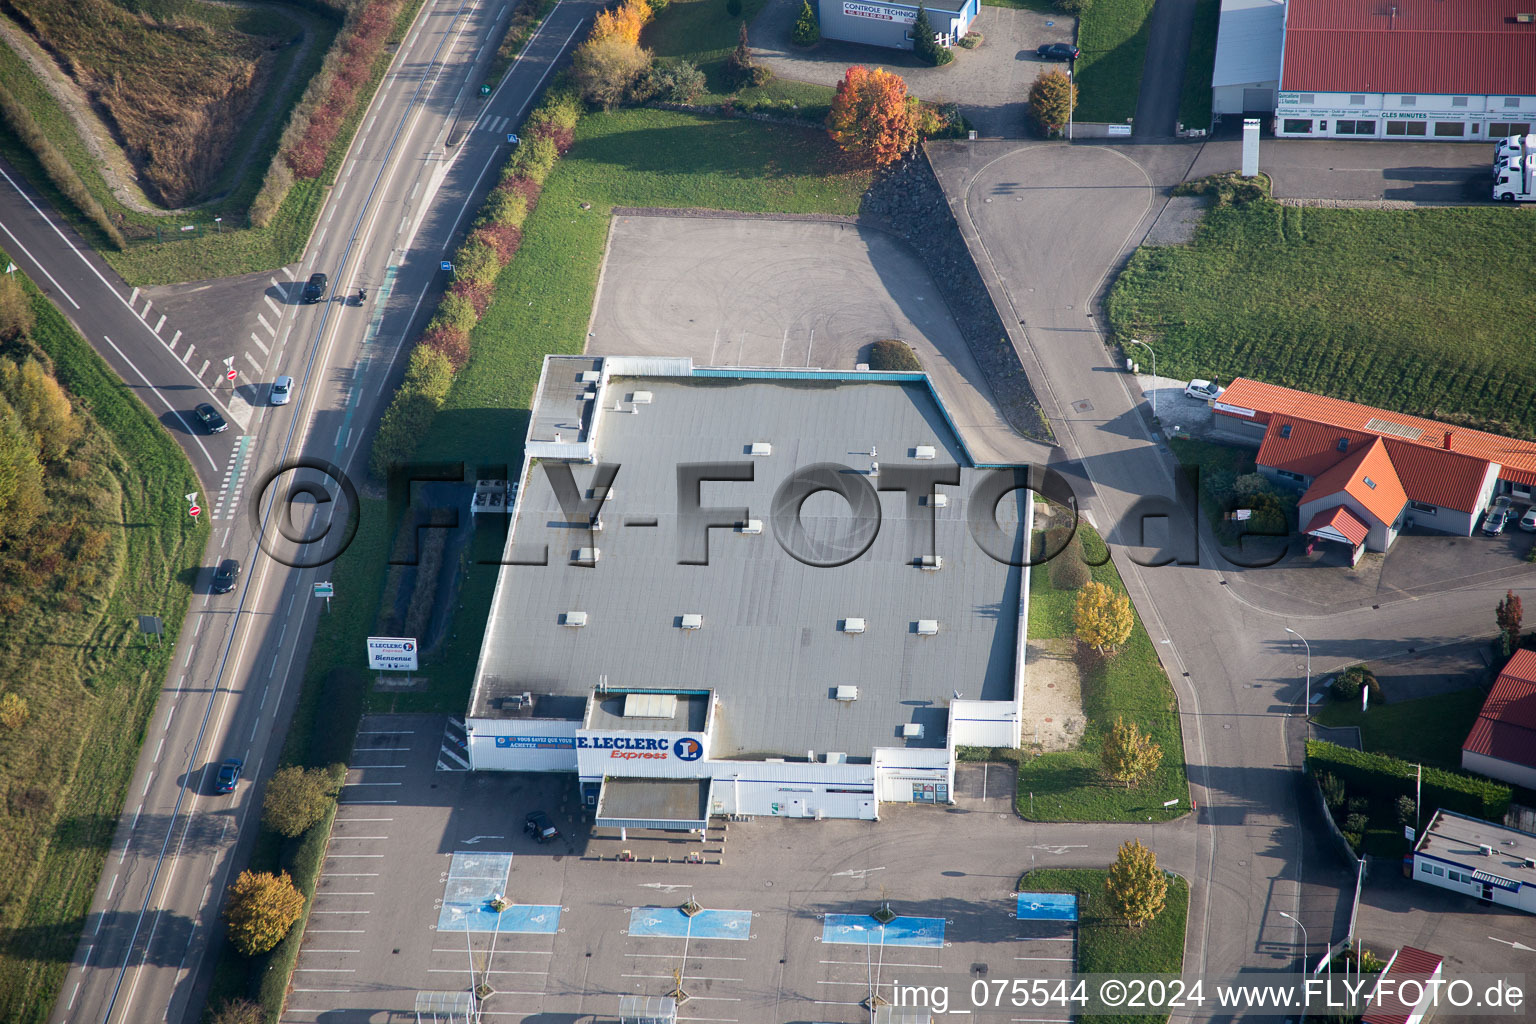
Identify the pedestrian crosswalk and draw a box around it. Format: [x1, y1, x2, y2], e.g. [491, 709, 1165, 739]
[211, 435, 254, 520]
[480, 114, 510, 135]
[437, 717, 470, 771]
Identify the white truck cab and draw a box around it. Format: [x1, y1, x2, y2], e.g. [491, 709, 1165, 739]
[1494, 134, 1536, 161]
[1494, 156, 1535, 202]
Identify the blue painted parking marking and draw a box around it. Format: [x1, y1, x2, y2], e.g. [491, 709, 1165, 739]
[628, 907, 752, 940]
[438, 903, 561, 933]
[822, 914, 945, 948]
[436, 852, 529, 933]
[1016, 892, 1078, 921]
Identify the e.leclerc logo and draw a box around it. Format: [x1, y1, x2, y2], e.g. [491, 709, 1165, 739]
[673, 737, 703, 761]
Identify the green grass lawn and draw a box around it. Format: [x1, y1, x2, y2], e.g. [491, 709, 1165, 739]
[1108, 198, 1536, 440]
[1312, 688, 1487, 770]
[1017, 867, 1188, 1024]
[0, 263, 203, 1024]
[1075, 0, 1156, 124]
[1018, 523, 1189, 822]
[1177, 0, 1219, 132]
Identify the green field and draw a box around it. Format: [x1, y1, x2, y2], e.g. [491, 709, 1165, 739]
[1017, 867, 1188, 1024]
[1312, 687, 1487, 770]
[1018, 524, 1189, 821]
[1108, 196, 1536, 439]
[0, 264, 203, 1024]
[1075, 0, 1155, 124]
[1178, 0, 1220, 132]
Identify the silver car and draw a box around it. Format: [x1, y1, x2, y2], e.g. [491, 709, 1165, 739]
[271, 375, 293, 406]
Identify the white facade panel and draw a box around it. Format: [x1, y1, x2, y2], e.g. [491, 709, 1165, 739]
[950, 700, 1020, 747]
[466, 718, 580, 772]
[1461, 750, 1536, 792]
[1275, 90, 1536, 141]
[1412, 853, 1536, 914]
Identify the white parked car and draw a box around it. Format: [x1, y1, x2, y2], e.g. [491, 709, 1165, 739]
[270, 375, 293, 405]
[1184, 379, 1223, 401]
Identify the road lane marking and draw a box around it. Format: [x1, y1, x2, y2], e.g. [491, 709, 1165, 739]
[264, 293, 281, 316]
[171, 329, 182, 346]
[154, 314, 166, 334]
[129, 287, 139, 306]
[257, 313, 273, 334]
[250, 331, 269, 355]
[138, 298, 152, 320]
[180, 342, 195, 364]
[0, 212, 80, 308]
[198, 358, 210, 377]
[244, 351, 261, 373]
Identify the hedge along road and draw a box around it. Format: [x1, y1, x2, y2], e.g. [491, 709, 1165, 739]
[928, 135, 1535, 995]
[27, 2, 604, 1023]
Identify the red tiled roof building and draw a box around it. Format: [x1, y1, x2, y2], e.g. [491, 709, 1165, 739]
[1463, 648, 1536, 790]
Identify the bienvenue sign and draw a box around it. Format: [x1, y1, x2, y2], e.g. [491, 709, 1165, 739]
[843, 1, 917, 24]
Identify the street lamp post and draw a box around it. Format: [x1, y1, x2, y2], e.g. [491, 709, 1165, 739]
[1067, 60, 1075, 141]
[1279, 910, 1310, 1009]
[1285, 627, 1311, 714]
[1128, 338, 1156, 421]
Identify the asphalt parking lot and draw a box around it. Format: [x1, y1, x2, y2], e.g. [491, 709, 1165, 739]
[1187, 137, 1494, 204]
[588, 213, 1029, 465]
[281, 723, 1194, 1023]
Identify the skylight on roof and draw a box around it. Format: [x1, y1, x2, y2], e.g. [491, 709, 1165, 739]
[1363, 476, 1377, 489]
[1365, 417, 1423, 440]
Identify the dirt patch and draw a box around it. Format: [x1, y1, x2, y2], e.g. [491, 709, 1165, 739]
[1021, 637, 1086, 752]
[5, 0, 289, 206]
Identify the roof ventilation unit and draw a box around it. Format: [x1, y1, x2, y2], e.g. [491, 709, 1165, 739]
[1519, 12, 1535, 22]
[913, 445, 937, 460]
[916, 554, 943, 570]
[826, 752, 847, 764]
[580, 370, 601, 383]
[834, 685, 859, 701]
[574, 546, 600, 564]
[1524, 857, 1536, 869]
[749, 442, 773, 456]
[1480, 844, 1494, 857]
[929, 493, 949, 508]
[739, 519, 763, 534]
[916, 619, 939, 636]
[630, 391, 653, 404]
[623, 693, 678, 718]
[842, 617, 867, 634]
[680, 613, 704, 630]
[901, 723, 925, 739]
[504, 691, 534, 710]
[562, 611, 588, 627]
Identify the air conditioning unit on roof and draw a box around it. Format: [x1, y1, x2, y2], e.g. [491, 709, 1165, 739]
[562, 611, 588, 627]
[680, 613, 703, 629]
[835, 685, 859, 701]
[842, 618, 866, 634]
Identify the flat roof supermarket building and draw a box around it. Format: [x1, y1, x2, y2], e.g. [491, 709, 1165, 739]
[465, 356, 1031, 829]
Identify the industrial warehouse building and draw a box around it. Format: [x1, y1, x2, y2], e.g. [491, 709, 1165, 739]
[1208, 378, 1536, 560]
[1210, 0, 1536, 140]
[465, 355, 1030, 829]
[815, 0, 979, 51]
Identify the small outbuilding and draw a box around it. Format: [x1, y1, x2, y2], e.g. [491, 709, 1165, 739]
[815, 0, 978, 51]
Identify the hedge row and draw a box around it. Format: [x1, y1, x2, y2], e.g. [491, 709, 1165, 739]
[1304, 740, 1511, 823]
[0, 81, 124, 249]
[251, 0, 399, 226]
[368, 86, 583, 479]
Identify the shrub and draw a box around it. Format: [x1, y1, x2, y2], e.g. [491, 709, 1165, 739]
[1330, 664, 1382, 705]
[792, 0, 819, 45]
[0, 276, 33, 341]
[748, 64, 773, 87]
[958, 31, 982, 48]
[1056, 0, 1092, 11]
[369, 347, 457, 478]
[1304, 740, 1511, 821]
[453, 239, 500, 288]
[1318, 771, 1346, 811]
[641, 59, 707, 103]
[422, 325, 472, 370]
[724, 22, 756, 89]
[573, 34, 653, 109]
[1232, 473, 1269, 497]
[480, 189, 530, 231]
[1074, 580, 1133, 654]
[868, 339, 922, 370]
[1344, 812, 1368, 834]
[0, 692, 28, 730]
[1049, 539, 1091, 590]
[224, 870, 306, 956]
[911, 5, 953, 66]
[261, 765, 341, 838]
[472, 222, 523, 263]
[508, 133, 560, 185]
[432, 292, 480, 336]
[1396, 795, 1417, 826]
[450, 278, 496, 317]
[1347, 796, 1367, 816]
[208, 997, 264, 1024]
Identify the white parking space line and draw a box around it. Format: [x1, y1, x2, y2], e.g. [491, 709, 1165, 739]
[243, 351, 262, 373]
[154, 314, 166, 334]
[250, 331, 269, 355]
[197, 359, 210, 377]
[264, 293, 281, 316]
[257, 313, 273, 334]
[630, 953, 744, 961]
[181, 344, 195, 364]
[170, 329, 182, 346]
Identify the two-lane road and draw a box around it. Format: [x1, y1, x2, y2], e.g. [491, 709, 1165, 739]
[0, 1, 598, 1023]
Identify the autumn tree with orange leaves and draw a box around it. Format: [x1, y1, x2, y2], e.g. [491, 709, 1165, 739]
[574, 0, 655, 108]
[825, 66, 916, 167]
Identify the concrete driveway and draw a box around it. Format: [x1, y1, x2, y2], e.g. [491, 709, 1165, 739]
[750, 1, 1077, 137]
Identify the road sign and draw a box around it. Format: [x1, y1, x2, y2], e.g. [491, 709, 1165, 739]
[188, 505, 201, 517]
[226, 368, 237, 381]
[1404, 826, 1415, 841]
[480, 83, 491, 96]
[185, 492, 198, 503]
[367, 636, 418, 671]
[440, 261, 453, 272]
[507, 133, 519, 145]
[4, 263, 15, 274]
[314, 581, 334, 598]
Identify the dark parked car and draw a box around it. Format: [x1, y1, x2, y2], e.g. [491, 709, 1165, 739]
[211, 558, 241, 593]
[302, 272, 328, 304]
[1036, 42, 1080, 61]
[214, 758, 243, 794]
[1483, 508, 1511, 536]
[524, 810, 560, 844]
[194, 402, 228, 433]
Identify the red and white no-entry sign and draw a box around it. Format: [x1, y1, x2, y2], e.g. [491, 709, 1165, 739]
[188, 505, 201, 517]
[226, 369, 237, 381]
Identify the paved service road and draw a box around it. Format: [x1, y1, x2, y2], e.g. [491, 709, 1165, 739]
[928, 137, 1529, 1007]
[0, 2, 600, 1023]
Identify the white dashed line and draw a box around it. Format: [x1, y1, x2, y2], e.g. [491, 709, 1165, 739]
[250, 331, 269, 355]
